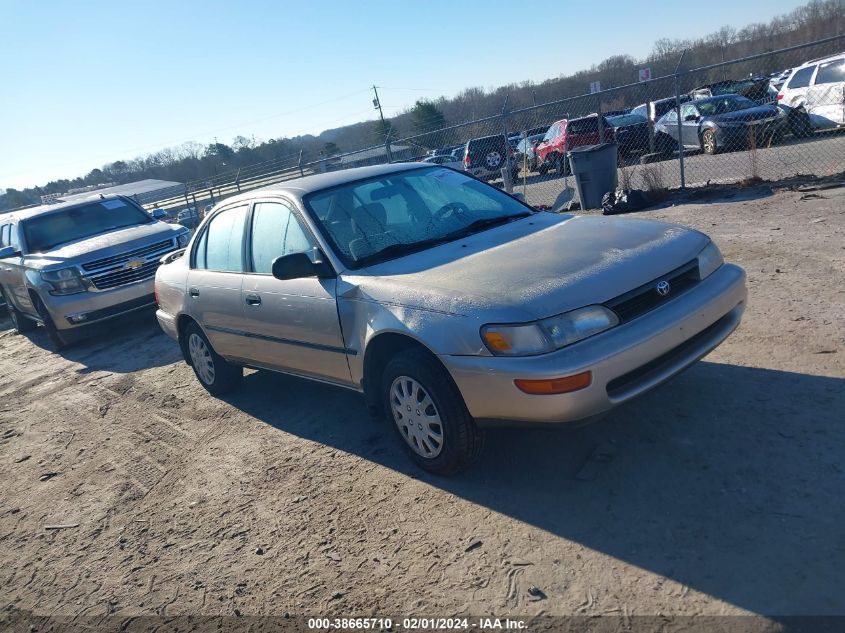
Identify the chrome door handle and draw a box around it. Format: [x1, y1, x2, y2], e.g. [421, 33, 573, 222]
[245, 294, 261, 306]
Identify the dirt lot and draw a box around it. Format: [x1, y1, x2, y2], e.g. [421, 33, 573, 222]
[1, 183, 843, 626]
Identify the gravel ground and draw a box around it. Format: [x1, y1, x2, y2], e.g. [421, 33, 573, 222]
[0, 183, 843, 626]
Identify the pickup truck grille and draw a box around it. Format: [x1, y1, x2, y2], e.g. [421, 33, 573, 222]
[82, 238, 177, 291]
[605, 260, 699, 323]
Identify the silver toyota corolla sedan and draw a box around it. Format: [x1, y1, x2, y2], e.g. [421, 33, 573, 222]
[154, 163, 746, 474]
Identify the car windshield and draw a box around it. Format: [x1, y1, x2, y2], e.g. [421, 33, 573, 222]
[22, 199, 153, 253]
[304, 167, 533, 268]
[697, 95, 757, 115]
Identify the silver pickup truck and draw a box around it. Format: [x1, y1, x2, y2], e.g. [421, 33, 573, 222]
[0, 195, 189, 350]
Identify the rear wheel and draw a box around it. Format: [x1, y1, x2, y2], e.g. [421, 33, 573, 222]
[381, 348, 482, 475]
[1, 287, 36, 334]
[184, 321, 243, 396]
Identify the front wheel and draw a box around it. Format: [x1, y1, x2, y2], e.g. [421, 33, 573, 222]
[32, 294, 69, 351]
[701, 128, 718, 155]
[789, 109, 812, 138]
[381, 349, 482, 475]
[184, 322, 243, 396]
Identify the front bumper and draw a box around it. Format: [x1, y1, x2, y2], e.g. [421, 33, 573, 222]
[442, 263, 747, 425]
[40, 278, 157, 331]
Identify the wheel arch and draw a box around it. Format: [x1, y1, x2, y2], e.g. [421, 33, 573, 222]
[361, 331, 445, 418]
[176, 313, 203, 365]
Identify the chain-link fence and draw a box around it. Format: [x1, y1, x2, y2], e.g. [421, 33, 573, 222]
[144, 34, 844, 217]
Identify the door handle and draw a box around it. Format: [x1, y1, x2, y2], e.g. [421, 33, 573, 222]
[245, 294, 261, 306]
[189, 287, 200, 297]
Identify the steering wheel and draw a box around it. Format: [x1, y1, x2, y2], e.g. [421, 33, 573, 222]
[433, 202, 470, 223]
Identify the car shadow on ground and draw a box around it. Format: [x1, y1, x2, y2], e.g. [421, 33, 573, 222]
[224, 360, 845, 616]
[16, 308, 182, 374]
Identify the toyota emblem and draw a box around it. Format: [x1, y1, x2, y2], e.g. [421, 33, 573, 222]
[655, 280, 671, 296]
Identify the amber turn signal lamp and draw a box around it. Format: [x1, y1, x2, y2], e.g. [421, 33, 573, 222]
[514, 371, 592, 395]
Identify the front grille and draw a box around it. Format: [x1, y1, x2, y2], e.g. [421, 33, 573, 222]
[82, 238, 176, 290]
[82, 239, 175, 272]
[605, 260, 699, 323]
[606, 311, 733, 398]
[90, 260, 162, 290]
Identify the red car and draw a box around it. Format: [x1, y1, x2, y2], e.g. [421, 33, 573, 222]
[535, 115, 615, 175]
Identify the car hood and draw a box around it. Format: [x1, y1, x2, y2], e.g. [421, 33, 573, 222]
[23, 222, 184, 270]
[706, 105, 779, 123]
[339, 212, 709, 322]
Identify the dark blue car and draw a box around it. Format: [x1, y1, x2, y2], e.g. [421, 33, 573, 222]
[654, 94, 786, 155]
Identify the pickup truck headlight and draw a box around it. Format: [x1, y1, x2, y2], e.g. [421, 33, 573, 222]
[481, 305, 619, 356]
[41, 267, 86, 295]
[697, 241, 724, 280]
[177, 232, 190, 247]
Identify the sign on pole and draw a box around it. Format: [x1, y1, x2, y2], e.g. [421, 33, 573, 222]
[590, 81, 601, 94]
[638, 68, 652, 82]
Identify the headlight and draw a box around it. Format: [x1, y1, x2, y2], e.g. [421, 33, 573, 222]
[41, 267, 86, 295]
[177, 232, 190, 247]
[697, 241, 724, 280]
[481, 305, 619, 356]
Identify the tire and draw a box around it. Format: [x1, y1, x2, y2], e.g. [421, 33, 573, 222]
[381, 348, 483, 476]
[789, 109, 812, 138]
[537, 160, 549, 175]
[483, 150, 503, 171]
[701, 128, 718, 155]
[184, 321, 243, 396]
[1, 287, 37, 334]
[32, 294, 69, 351]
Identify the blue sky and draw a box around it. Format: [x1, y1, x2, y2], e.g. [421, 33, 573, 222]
[1, 0, 803, 189]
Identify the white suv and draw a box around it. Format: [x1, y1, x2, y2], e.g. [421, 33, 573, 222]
[778, 52, 845, 136]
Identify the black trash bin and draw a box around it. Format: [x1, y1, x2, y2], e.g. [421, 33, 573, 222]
[567, 143, 618, 209]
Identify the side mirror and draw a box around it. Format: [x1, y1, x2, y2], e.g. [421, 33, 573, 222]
[272, 252, 330, 280]
[0, 246, 21, 258]
[152, 208, 168, 220]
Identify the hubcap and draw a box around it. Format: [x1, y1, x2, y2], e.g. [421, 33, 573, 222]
[390, 376, 444, 459]
[188, 333, 215, 385]
[704, 133, 715, 152]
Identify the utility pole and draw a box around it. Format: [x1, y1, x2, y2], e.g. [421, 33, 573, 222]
[372, 85, 393, 163]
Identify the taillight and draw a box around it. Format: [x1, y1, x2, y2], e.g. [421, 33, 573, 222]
[777, 94, 784, 100]
[464, 153, 471, 167]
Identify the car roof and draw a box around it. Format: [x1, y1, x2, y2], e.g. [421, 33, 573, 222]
[796, 52, 844, 68]
[216, 162, 431, 205]
[3, 194, 132, 222]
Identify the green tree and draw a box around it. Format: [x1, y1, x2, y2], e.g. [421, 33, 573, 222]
[370, 119, 399, 145]
[205, 142, 235, 162]
[322, 142, 341, 156]
[410, 99, 446, 133]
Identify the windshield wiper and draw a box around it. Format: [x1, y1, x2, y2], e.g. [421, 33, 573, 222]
[352, 237, 457, 267]
[446, 212, 532, 238]
[352, 213, 531, 267]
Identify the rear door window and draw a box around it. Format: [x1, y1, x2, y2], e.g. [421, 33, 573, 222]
[814, 59, 845, 85]
[788, 66, 816, 89]
[194, 205, 247, 272]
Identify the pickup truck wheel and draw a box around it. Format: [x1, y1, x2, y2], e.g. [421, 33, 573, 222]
[32, 295, 69, 351]
[185, 322, 242, 396]
[382, 349, 483, 475]
[1, 287, 37, 334]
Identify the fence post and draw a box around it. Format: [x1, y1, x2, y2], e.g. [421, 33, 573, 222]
[384, 139, 393, 164]
[645, 81, 655, 154]
[597, 93, 605, 144]
[674, 50, 688, 190]
[500, 95, 513, 193]
[235, 168, 241, 192]
[298, 150, 304, 177]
